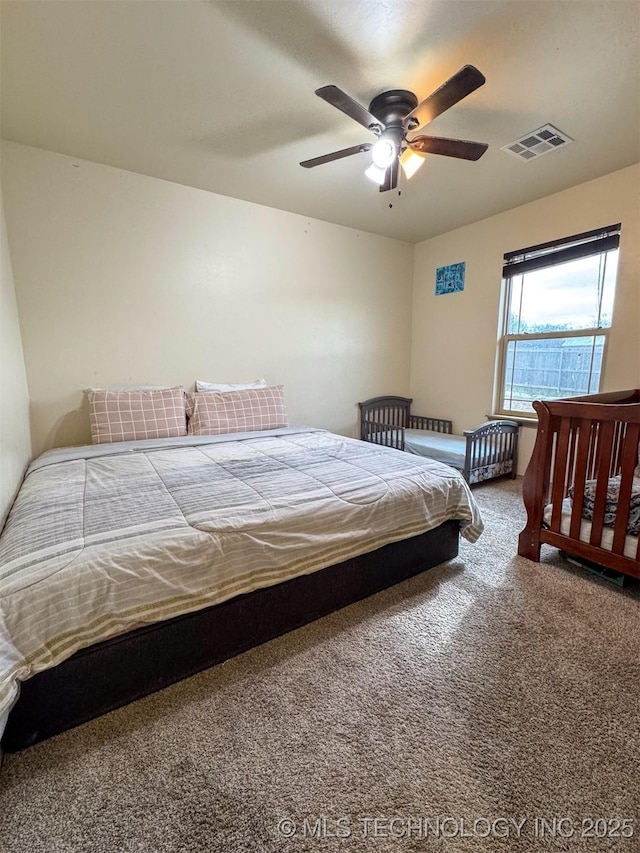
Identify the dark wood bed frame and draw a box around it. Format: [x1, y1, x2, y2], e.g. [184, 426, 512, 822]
[518, 389, 640, 578]
[2, 520, 459, 753]
[358, 396, 519, 484]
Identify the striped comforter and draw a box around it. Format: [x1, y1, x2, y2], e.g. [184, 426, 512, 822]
[0, 428, 483, 723]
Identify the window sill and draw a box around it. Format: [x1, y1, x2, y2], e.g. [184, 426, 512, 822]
[487, 414, 538, 428]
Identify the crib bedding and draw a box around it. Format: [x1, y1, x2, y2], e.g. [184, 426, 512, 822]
[543, 499, 638, 559]
[542, 472, 640, 558]
[0, 427, 483, 724]
[568, 475, 640, 536]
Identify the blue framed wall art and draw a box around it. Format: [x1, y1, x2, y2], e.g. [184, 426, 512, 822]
[435, 261, 465, 295]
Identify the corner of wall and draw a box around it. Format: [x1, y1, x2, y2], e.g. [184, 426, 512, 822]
[0, 171, 32, 526]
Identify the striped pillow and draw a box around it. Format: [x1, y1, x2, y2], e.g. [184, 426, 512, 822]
[188, 386, 288, 436]
[89, 388, 188, 444]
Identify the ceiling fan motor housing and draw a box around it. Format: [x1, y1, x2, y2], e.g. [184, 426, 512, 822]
[368, 90, 418, 128]
[368, 90, 419, 158]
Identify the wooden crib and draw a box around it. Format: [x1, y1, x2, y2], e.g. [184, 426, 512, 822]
[518, 389, 640, 579]
[358, 396, 519, 485]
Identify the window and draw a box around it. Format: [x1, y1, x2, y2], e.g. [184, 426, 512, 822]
[496, 224, 620, 417]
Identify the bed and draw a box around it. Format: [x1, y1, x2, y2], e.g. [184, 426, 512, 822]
[0, 426, 483, 752]
[359, 396, 520, 484]
[518, 389, 640, 579]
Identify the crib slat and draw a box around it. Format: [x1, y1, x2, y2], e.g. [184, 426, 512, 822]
[589, 420, 615, 547]
[614, 420, 627, 475]
[610, 421, 621, 477]
[611, 422, 640, 554]
[490, 432, 498, 465]
[566, 421, 578, 493]
[569, 419, 593, 540]
[586, 423, 598, 480]
[550, 418, 572, 531]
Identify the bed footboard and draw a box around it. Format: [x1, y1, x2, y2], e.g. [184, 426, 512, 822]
[518, 390, 640, 578]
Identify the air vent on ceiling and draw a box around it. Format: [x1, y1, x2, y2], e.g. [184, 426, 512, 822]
[501, 124, 573, 161]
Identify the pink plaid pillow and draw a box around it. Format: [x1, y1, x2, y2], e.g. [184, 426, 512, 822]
[89, 388, 188, 444]
[188, 386, 288, 436]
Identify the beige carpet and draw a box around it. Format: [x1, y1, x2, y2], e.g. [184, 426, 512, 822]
[1, 479, 639, 852]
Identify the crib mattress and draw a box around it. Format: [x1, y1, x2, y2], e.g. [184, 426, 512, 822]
[404, 429, 466, 469]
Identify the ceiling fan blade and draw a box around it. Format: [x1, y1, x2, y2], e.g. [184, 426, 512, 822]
[379, 157, 399, 192]
[316, 85, 385, 134]
[404, 65, 486, 131]
[300, 143, 372, 169]
[408, 135, 488, 161]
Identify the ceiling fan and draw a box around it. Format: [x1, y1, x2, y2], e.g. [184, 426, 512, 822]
[300, 65, 488, 192]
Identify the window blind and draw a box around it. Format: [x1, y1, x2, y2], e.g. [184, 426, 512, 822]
[502, 224, 621, 278]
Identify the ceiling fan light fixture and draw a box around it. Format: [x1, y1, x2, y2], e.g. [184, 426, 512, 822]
[364, 162, 388, 185]
[371, 137, 396, 168]
[399, 148, 425, 179]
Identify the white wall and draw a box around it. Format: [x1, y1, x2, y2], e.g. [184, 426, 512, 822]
[410, 164, 640, 473]
[4, 141, 637, 476]
[2, 142, 414, 457]
[0, 175, 32, 525]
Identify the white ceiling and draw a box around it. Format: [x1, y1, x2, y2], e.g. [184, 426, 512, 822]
[1, 0, 639, 243]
